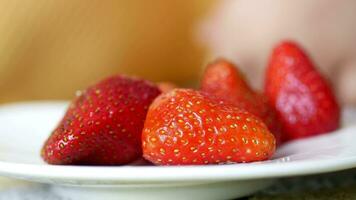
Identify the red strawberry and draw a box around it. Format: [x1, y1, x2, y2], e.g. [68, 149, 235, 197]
[265, 41, 340, 141]
[41, 75, 161, 165]
[157, 82, 177, 93]
[201, 59, 252, 98]
[142, 89, 276, 165]
[201, 59, 282, 144]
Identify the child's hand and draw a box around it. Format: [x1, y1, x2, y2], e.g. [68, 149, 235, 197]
[199, 0, 356, 105]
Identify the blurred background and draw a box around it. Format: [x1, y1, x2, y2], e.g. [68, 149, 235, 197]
[0, 0, 213, 103]
[0, 0, 355, 104]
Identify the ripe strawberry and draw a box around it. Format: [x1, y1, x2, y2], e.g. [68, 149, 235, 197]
[157, 82, 177, 93]
[201, 59, 282, 144]
[41, 75, 161, 165]
[142, 89, 276, 165]
[265, 41, 340, 141]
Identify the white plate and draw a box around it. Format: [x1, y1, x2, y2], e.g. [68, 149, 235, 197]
[0, 102, 355, 200]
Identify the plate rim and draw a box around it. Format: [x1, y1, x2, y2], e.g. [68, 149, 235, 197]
[0, 101, 355, 184]
[0, 156, 356, 184]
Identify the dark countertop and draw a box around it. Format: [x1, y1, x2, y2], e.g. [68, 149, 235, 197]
[249, 168, 356, 200]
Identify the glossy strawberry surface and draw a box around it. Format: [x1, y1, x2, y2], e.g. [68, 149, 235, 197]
[142, 89, 276, 165]
[42, 75, 161, 165]
[201, 59, 282, 144]
[265, 41, 340, 141]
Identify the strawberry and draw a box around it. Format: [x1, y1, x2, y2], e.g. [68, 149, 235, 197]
[41, 75, 161, 165]
[142, 89, 276, 165]
[157, 82, 177, 93]
[201, 59, 252, 98]
[201, 59, 282, 144]
[265, 41, 340, 141]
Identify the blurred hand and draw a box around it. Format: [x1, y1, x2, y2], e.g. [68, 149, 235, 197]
[200, 0, 356, 105]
